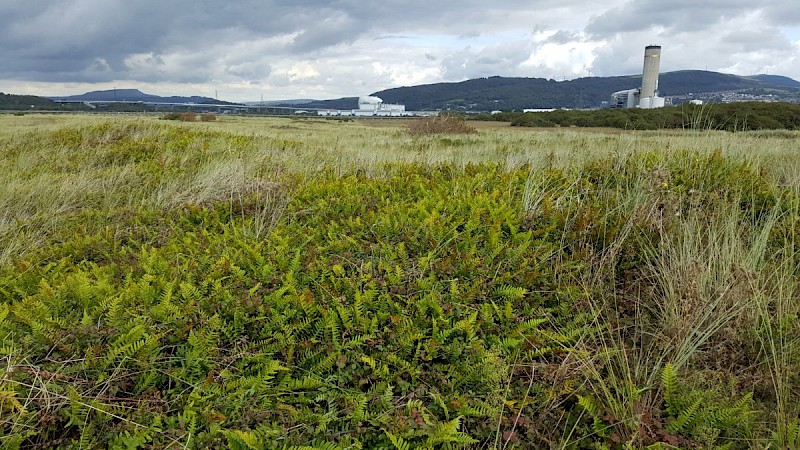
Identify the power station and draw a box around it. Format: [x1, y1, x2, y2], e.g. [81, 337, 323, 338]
[610, 45, 665, 109]
[317, 96, 437, 117]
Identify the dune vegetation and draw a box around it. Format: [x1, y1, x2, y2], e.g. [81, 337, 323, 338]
[1, 114, 799, 449]
[481, 102, 800, 131]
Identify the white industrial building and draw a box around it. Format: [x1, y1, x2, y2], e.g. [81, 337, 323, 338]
[317, 96, 429, 117]
[356, 96, 405, 115]
[610, 45, 666, 109]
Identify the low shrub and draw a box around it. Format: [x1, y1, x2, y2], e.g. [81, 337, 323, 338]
[200, 113, 217, 122]
[506, 102, 800, 131]
[161, 111, 197, 122]
[407, 112, 477, 135]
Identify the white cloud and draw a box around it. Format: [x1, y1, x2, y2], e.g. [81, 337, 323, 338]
[286, 62, 321, 81]
[521, 33, 604, 79]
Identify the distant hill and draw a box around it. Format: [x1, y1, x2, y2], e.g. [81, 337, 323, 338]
[6, 71, 800, 114]
[244, 99, 316, 106]
[49, 89, 240, 105]
[0, 92, 82, 110]
[276, 97, 360, 110]
[367, 71, 800, 111]
[282, 71, 800, 112]
[747, 75, 800, 89]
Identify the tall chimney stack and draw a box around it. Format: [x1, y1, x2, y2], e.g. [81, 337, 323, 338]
[641, 45, 662, 99]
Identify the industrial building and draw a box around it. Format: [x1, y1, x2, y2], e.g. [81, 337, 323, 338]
[356, 96, 405, 115]
[610, 45, 666, 109]
[317, 96, 436, 117]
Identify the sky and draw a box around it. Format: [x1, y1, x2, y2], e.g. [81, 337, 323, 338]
[0, 1, 798, 102]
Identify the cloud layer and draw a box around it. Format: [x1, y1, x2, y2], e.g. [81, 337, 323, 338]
[1, 1, 798, 101]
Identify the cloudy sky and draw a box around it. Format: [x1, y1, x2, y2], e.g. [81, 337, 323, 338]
[1, 1, 798, 102]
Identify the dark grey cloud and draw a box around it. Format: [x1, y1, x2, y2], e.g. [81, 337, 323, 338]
[582, 0, 800, 83]
[289, 10, 359, 52]
[722, 29, 792, 53]
[546, 30, 584, 45]
[586, 0, 792, 37]
[0, 1, 598, 82]
[761, 3, 800, 26]
[588, 1, 713, 35]
[0, 1, 318, 81]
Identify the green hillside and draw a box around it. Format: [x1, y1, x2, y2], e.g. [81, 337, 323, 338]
[365, 71, 800, 111]
[0, 92, 65, 110]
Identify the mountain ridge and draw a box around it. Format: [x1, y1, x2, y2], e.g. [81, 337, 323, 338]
[48, 89, 238, 105]
[283, 70, 800, 111]
[746, 74, 800, 88]
[3, 70, 799, 112]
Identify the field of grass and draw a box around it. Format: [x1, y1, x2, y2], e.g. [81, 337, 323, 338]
[1, 114, 800, 449]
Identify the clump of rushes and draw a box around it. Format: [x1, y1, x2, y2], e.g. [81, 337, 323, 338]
[407, 112, 477, 135]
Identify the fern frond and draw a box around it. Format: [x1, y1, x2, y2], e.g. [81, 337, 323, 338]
[577, 394, 601, 416]
[515, 317, 547, 334]
[385, 431, 411, 450]
[667, 397, 702, 434]
[103, 324, 147, 367]
[279, 376, 324, 391]
[425, 416, 478, 446]
[661, 363, 679, 416]
[494, 284, 528, 301]
[223, 429, 260, 450]
[454, 311, 478, 340]
[351, 393, 369, 423]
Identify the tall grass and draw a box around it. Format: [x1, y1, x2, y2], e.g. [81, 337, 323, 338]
[523, 147, 800, 447]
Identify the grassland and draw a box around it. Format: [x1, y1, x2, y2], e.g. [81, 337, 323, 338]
[1, 114, 799, 449]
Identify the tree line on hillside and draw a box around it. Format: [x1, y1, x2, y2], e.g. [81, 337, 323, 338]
[0, 92, 82, 111]
[0, 93, 141, 112]
[475, 102, 800, 131]
[0, 93, 228, 113]
[371, 71, 800, 111]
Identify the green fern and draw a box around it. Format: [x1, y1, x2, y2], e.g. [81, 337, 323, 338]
[577, 394, 601, 417]
[577, 394, 612, 438]
[667, 397, 702, 433]
[424, 416, 478, 447]
[223, 429, 260, 450]
[770, 419, 800, 449]
[103, 323, 148, 368]
[661, 363, 679, 416]
[287, 443, 344, 450]
[660, 364, 756, 445]
[386, 431, 411, 450]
